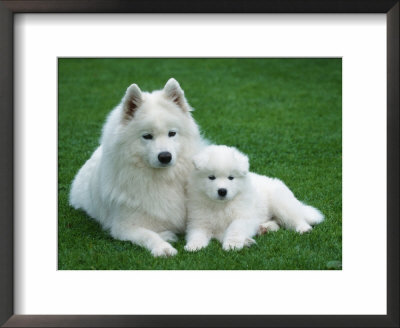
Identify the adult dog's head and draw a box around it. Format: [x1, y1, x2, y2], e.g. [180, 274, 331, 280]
[102, 78, 200, 169]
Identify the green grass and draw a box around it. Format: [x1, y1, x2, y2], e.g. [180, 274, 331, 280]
[58, 58, 342, 270]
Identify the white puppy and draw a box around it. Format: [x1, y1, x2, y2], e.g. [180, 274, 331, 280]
[70, 79, 204, 257]
[185, 145, 324, 252]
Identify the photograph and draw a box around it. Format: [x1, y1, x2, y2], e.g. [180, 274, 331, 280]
[1, 0, 398, 325]
[58, 58, 342, 270]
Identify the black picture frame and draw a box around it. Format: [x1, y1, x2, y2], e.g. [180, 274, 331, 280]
[0, 1, 398, 327]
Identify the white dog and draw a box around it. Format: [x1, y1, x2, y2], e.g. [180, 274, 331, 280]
[69, 78, 204, 257]
[185, 145, 324, 252]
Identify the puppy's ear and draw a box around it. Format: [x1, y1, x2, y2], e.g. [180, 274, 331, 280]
[163, 78, 192, 112]
[192, 151, 209, 171]
[122, 84, 142, 122]
[233, 149, 249, 176]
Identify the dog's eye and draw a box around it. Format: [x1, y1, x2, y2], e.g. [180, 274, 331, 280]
[142, 134, 153, 140]
[208, 175, 216, 180]
[168, 131, 176, 137]
[228, 176, 234, 180]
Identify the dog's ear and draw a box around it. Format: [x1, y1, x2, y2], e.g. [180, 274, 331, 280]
[192, 151, 209, 171]
[122, 84, 142, 121]
[163, 78, 192, 112]
[233, 149, 249, 176]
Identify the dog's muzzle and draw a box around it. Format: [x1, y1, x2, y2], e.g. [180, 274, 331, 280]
[158, 151, 172, 164]
[218, 188, 227, 197]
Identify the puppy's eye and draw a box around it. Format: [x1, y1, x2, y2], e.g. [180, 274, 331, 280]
[168, 131, 176, 137]
[208, 175, 216, 180]
[142, 134, 153, 140]
[228, 176, 234, 180]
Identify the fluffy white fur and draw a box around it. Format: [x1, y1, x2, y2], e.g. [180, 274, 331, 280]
[185, 145, 324, 252]
[69, 78, 204, 257]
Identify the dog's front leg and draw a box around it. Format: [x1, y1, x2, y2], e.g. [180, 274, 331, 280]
[184, 228, 211, 252]
[222, 219, 257, 251]
[111, 224, 177, 257]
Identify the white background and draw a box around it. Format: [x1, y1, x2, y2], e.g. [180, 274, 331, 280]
[14, 14, 387, 315]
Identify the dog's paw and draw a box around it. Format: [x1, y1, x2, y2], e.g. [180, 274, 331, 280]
[184, 241, 207, 252]
[159, 231, 178, 243]
[151, 242, 178, 257]
[295, 223, 312, 234]
[244, 237, 256, 247]
[258, 221, 280, 235]
[222, 238, 246, 251]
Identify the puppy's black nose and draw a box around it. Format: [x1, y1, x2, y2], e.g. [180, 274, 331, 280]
[218, 188, 227, 197]
[158, 152, 172, 164]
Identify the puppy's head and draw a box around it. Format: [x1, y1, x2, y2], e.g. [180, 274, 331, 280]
[192, 145, 249, 202]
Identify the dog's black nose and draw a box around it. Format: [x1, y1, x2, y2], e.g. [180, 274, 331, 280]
[218, 188, 227, 197]
[158, 152, 172, 164]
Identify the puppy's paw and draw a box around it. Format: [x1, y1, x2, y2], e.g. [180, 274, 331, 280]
[159, 231, 178, 243]
[184, 241, 207, 252]
[258, 221, 280, 235]
[295, 223, 312, 234]
[244, 237, 256, 247]
[222, 238, 246, 251]
[151, 242, 178, 257]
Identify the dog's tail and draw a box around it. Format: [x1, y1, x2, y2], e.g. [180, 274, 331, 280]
[69, 146, 102, 212]
[266, 177, 324, 232]
[302, 204, 324, 225]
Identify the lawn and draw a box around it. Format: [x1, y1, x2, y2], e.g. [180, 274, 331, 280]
[58, 58, 342, 270]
